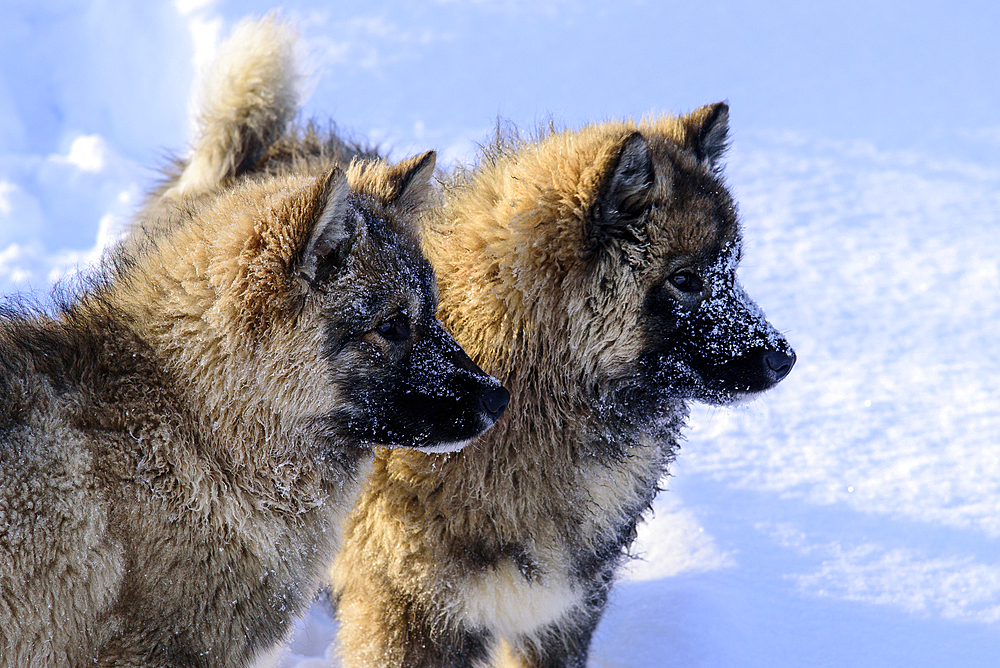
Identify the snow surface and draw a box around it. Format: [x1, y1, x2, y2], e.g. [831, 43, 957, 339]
[2, 1, 998, 666]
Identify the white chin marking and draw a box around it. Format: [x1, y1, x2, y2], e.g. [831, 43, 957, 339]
[407, 437, 476, 454]
[720, 389, 767, 407]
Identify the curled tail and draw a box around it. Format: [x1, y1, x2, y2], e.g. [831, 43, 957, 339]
[170, 14, 300, 197]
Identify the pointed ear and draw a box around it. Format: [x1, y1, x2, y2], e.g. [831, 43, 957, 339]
[385, 150, 436, 210]
[297, 167, 353, 284]
[686, 102, 729, 169]
[599, 131, 654, 219]
[347, 151, 437, 214]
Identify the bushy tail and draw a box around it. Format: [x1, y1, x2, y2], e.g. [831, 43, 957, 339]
[170, 14, 300, 197]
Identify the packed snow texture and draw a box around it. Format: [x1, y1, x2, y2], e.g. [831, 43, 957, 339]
[2, 1, 998, 666]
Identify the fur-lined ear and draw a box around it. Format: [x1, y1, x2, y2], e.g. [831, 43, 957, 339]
[686, 102, 729, 170]
[298, 168, 353, 284]
[385, 150, 437, 210]
[588, 132, 654, 253]
[599, 131, 654, 219]
[346, 151, 436, 215]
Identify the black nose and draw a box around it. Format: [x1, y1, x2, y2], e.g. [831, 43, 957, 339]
[763, 350, 796, 383]
[480, 386, 510, 420]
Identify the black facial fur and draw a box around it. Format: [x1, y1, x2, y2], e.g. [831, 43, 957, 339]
[640, 256, 795, 404]
[319, 213, 507, 451]
[330, 317, 508, 450]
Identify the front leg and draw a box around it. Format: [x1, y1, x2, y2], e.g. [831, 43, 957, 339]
[335, 578, 495, 668]
[497, 576, 612, 668]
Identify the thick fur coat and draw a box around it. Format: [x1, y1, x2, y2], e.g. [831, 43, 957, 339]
[331, 108, 795, 667]
[0, 17, 505, 667]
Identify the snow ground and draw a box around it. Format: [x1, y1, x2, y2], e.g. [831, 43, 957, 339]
[2, 1, 998, 666]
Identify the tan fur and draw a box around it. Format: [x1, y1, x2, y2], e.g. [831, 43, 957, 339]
[332, 108, 794, 666]
[0, 17, 503, 667]
[170, 14, 300, 198]
[0, 168, 368, 668]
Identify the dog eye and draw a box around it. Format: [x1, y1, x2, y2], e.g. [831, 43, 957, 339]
[668, 271, 704, 293]
[375, 314, 411, 342]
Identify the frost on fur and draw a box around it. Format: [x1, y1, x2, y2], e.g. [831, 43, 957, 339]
[0, 15, 508, 668]
[331, 106, 794, 668]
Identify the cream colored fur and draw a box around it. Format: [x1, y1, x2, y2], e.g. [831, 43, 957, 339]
[171, 15, 300, 198]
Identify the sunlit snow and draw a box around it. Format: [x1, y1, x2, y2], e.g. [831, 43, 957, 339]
[2, 1, 998, 666]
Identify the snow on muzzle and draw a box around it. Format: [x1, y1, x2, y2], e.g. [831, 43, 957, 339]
[402, 319, 509, 453]
[332, 317, 509, 453]
[684, 276, 796, 399]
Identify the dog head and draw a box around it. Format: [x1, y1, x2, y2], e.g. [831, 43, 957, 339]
[430, 104, 792, 436]
[317, 153, 510, 452]
[142, 151, 507, 454]
[586, 103, 795, 410]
